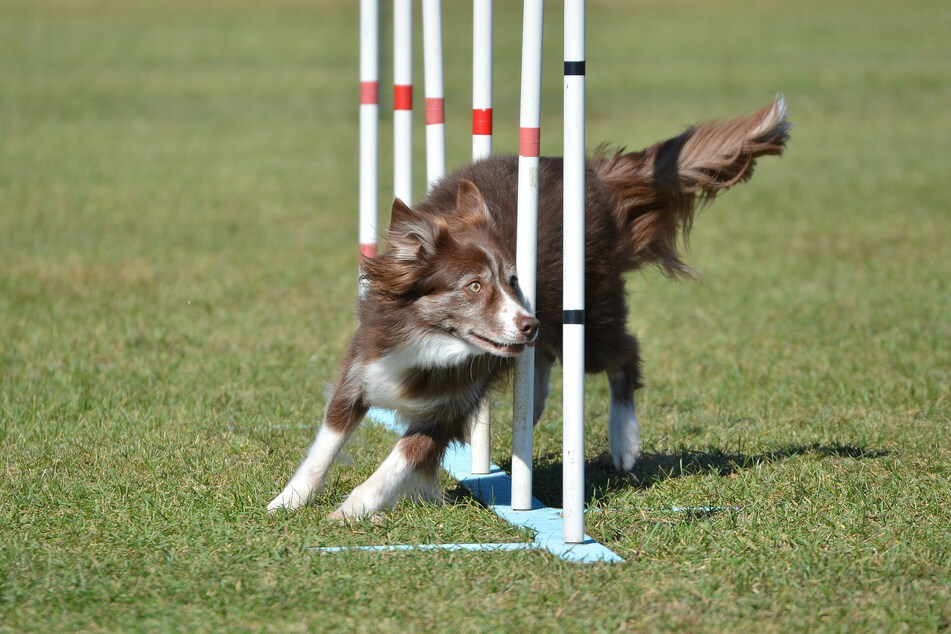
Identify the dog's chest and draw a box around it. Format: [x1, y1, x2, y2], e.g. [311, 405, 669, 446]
[361, 334, 490, 416]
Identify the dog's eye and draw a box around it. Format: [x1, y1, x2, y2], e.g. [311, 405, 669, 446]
[510, 275, 519, 288]
[466, 281, 482, 294]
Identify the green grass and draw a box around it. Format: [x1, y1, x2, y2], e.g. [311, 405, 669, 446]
[2, 0, 950, 630]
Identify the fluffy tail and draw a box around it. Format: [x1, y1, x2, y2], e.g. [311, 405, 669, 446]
[591, 96, 791, 277]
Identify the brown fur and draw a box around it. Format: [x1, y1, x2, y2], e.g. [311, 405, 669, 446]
[591, 98, 790, 277]
[372, 98, 786, 468]
[271, 98, 790, 515]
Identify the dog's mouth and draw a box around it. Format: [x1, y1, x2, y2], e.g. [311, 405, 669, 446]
[469, 331, 528, 357]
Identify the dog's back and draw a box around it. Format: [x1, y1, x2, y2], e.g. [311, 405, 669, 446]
[418, 96, 790, 374]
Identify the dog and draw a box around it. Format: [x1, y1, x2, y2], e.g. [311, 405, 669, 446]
[268, 97, 790, 519]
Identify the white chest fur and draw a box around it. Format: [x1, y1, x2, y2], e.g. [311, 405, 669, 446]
[361, 333, 483, 413]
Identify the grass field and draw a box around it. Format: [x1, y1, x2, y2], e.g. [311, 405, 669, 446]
[2, 0, 950, 630]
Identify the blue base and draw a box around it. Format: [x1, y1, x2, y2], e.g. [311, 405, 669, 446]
[365, 408, 624, 564]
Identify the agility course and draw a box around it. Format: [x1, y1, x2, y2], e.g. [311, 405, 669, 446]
[3, 0, 950, 630]
[352, 0, 613, 561]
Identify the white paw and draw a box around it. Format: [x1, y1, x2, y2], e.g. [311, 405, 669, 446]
[404, 470, 443, 504]
[414, 484, 444, 505]
[326, 509, 387, 525]
[326, 508, 349, 524]
[267, 482, 320, 513]
[611, 435, 641, 472]
[330, 486, 380, 521]
[609, 402, 641, 472]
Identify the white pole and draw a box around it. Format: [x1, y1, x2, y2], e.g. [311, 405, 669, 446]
[472, 0, 493, 161]
[562, 0, 586, 544]
[359, 0, 379, 261]
[393, 0, 412, 205]
[422, 0, 446, 189]
[470, 0, 494, 476]
[512, 0, 544, 511]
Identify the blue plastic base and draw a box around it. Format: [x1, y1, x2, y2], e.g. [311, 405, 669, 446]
[363, 408, 624, 564]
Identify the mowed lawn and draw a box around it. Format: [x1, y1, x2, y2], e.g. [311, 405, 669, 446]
[2, 0, 949, 631]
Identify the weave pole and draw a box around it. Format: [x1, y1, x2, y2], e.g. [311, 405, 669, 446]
[393, 0, 412, 204]
[562, 0, 586, 544]
[358, 0, 379, 261]
[472, 0, 494, 161]
[469, 0, 494, 476]
[511, 0, 544, 511]
[422, 0, 446, 188]
[352, 2, 623, 563]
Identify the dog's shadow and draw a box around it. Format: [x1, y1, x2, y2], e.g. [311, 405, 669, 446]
[457, 441, 887, 510]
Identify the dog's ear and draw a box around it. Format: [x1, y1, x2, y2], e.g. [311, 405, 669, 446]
[456, 180, 494, 228]
[387, 198, 452, 261]
[387, 197, 416, 232]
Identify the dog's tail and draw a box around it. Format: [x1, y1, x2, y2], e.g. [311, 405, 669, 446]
[591, 96, 790, 277]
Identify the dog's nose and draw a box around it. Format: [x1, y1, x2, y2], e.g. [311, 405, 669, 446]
[517, 314, 540, 341]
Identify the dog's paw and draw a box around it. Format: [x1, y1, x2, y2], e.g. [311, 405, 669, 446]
[327, 504, 372, 523]
[609, 401, 641, 472]
[609, 413, 641, 473]
[326, 508, 349, 525]
[405, 471, 444, 505]
[330, 487, 378, 521]
[267, 483, 317, 513]
[326, 508, 386, 525]
[612, 441, 640, 473]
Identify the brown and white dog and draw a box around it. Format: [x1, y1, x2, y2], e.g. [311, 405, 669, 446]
[268, 97, 790, 519]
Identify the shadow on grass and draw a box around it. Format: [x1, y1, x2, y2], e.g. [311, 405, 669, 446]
[481, 441, 888, 510]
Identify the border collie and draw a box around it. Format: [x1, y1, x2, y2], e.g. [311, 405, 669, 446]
[269, 97, 790, 519]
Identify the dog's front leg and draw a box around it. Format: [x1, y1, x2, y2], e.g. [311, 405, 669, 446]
[267, 378, 368, 512]
[330, 425, 450, 520]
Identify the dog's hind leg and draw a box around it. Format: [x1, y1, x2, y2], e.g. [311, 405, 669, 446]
[330, 424, 453, 520]
[267, 377, 368, 512]
[608, 368, 641, 472]
[606, 338, 644, 473]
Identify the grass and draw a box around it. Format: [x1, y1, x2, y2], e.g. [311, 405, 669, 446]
[2, 0, 950, 630]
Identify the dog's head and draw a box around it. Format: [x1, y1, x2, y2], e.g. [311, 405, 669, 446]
[361, 180, 538, 358]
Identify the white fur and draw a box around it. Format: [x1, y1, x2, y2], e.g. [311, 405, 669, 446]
[396, 332, 484, 369]
[609, 398, 641, 472]
[495, 288, 534, 341]
[267, 424, 349, 511]
[362, 333, 482, 413]
[752, 95, 789, 138]
[474, 244, 532, 344]
[330, 441, 441, 519]
[270, 333, 482, 516]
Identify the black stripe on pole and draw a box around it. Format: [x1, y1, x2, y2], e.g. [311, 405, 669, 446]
[564, 60, 586, 76]
[563, 309, 585, 325]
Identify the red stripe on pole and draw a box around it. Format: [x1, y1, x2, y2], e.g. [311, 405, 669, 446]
[394, 84, 412, 111]
[425, 97, 445, 125]
[472, 108, 493, 136]
[360, 243, 377, 259]
[360, 81, 379, 105]
[519, 127, 541, 157]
